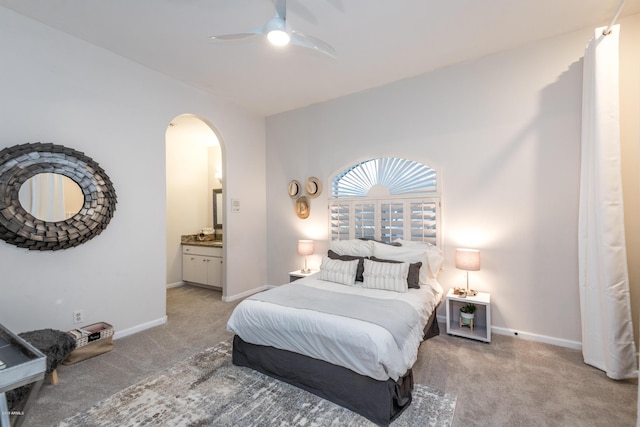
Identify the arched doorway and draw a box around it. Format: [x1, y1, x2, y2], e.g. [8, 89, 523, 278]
[165, 114, 225, 295]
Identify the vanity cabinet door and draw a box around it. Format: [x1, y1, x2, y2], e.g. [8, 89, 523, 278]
[182, 254, 208, 285]
[206, 257, 223, 287]
[182, 245, 223, 288]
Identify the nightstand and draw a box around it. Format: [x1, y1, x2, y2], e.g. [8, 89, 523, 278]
[288, 270, 318, 282]
[445, 289, 491, 343]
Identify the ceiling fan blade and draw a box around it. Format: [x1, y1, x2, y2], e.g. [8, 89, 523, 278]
[211, 25, 266, 41]
[273, 0, 287, 20]
[291, 31, 336, 58]
[211, 33, 257, 40]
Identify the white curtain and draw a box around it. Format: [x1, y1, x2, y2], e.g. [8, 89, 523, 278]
[17, 173, 65, 222]
[579, 24, 637, 380]
[33, 173, 65, 221]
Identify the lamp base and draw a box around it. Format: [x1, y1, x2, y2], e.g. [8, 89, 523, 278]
[466, 289, 478, 297]
[300, 268, 311, 274]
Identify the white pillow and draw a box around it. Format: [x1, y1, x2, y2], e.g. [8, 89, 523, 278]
[318, 256, 359, 286]
[329, 239, 374, 257]
[362, 258, 409, 293]
[393, 239, 444, 278]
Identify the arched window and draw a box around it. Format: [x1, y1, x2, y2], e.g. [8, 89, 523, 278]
[329, 157, 441, 246]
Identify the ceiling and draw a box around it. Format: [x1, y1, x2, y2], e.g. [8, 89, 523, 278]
[1, 0, 637, 117]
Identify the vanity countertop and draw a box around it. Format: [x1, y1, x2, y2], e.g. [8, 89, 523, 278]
[181, 234, 222, 247]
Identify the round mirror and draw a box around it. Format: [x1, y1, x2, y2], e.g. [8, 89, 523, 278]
[18, 173, 84, 222]
[0, 142, 117, 251]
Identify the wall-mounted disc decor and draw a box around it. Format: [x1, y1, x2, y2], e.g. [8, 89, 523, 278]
[294, 196, 310, 219]
[0, 142, 117, 250]
[288, 180, 301, 198]
[304, 177, 322, 198]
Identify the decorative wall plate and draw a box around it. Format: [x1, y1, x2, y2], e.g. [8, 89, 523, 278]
[288, 180, 301, 198]
[294, 196, 310, 219]
[305, 177, 322, 198]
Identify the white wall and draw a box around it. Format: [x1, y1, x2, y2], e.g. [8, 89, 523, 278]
[266, 18, 640, 348]
[619, 15, 640, 351]
[0, 7, 267, 335]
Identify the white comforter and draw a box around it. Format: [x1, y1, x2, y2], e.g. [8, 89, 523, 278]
[226, 274, 442, 381]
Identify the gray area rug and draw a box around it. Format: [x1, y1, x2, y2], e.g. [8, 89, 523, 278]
[57, 339, 456, 427]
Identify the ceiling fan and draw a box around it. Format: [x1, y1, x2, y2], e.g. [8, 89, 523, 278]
[210, 0, 336, 58]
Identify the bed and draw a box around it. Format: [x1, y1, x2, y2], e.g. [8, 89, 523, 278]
[227, 239, 444, 426]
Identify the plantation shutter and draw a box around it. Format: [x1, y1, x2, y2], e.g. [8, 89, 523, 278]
[409, 199, 439, 245]
[354, 202, 375, 239]
[329, 203, 350, 241]
[380, 201, 404, 242]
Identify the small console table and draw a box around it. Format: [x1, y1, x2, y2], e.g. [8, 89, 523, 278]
[0, 323, 46, 427]
[445, 289, 492, 343]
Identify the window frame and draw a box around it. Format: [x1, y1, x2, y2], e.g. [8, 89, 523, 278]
[328, 157, 441, 247]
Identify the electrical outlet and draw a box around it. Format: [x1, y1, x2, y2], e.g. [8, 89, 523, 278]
[73, 310, 84, 324]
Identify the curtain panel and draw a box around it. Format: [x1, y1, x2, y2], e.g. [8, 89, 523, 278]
[578, 24, 637, 380]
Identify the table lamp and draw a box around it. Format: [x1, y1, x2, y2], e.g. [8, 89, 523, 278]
[455, 248, 480, 296]
[297, 240, 314, 274]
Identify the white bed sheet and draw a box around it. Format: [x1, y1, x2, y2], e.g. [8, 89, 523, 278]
[226, 274, 442, 381]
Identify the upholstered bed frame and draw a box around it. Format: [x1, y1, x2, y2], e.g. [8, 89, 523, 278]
[232, 301, 440, 426]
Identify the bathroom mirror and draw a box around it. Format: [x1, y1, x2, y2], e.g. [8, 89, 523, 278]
[0, 142, 117, 250]
[213, 189, 222, 229]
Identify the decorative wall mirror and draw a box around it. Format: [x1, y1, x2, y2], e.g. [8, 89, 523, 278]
[18, 173, 84, 222]
[0, 142, 117, 250]
[213, 188, 222, 229]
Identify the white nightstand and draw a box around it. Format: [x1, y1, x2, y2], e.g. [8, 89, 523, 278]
[288, 270, 318, 282]
[445, 289, 491, 343]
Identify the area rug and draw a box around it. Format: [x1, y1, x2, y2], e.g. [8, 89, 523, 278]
[57, 339, 456, 427]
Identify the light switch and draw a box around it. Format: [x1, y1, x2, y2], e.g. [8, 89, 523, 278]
[231, 198, 240, 213]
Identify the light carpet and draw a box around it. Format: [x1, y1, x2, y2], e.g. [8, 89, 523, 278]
[57, 339, 456, 427]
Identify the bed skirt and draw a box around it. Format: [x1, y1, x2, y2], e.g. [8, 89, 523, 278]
[232, 301, 441, 425]
[232, 335, 413, 426]
[423, 300, 440, 339]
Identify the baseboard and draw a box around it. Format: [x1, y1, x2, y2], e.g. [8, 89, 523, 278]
[222, 285, 272, 302]
[491, 326, 582, 350]
[436, 315, 582, 350]
[113, 316, 167, 340]
[166, 281, 184, 289]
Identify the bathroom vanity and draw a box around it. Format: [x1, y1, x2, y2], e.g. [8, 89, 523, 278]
[181, 237, 223, 289]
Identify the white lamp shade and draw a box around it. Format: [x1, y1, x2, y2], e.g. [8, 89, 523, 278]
[297, 240, 314, 256]
[455, 248, 480, 271]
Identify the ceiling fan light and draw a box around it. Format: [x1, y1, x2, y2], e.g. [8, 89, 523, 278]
[267, 29, 290, 46]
